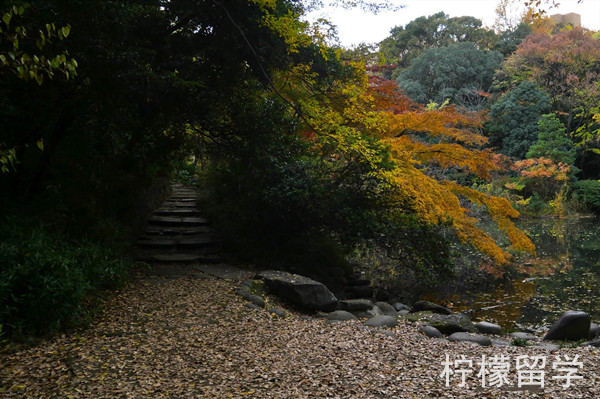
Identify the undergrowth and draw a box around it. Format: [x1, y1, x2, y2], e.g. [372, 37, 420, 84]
[0, 215, 133, 341]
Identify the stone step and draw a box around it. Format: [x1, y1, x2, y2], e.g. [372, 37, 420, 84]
[137, 238, 178, 248]
[148, 216, 210, 227]
[144, 226, 214, 236]
[154, 209, 203, 217]
[149, 253, 222, 264]
[162, 201, 199, 208]
[137, 235, 218, 249]
[178, 236, 219, 248]
[169, 197, 197, 202]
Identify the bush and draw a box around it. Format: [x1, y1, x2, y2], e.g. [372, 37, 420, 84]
[572, 180, 600, 214]
[0, 216, 132, 339]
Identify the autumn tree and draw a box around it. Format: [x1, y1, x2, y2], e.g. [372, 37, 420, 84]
[499, 27, 600, 135]
[370, 77, 535, 264]
[288, 73, 536, 265]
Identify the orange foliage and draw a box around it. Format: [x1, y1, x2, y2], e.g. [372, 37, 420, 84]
[513, 157, 571, 181]
[365, 77, 535, 264]
[287, 67, 535, 265]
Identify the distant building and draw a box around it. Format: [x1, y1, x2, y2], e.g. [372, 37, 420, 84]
[550, 13, 581, 27]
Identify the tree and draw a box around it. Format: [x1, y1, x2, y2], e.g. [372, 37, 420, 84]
[0, 3, 77, 173]
[325, 76, 536, 265]
[378, 12, 498, 70]
[487, 81, 551, 159]
[499, 27, 600, 135]
[396, 42, 503, 109]
[494, 0, 524, 32]
[492, 22, 532, 57]
[0, 0, 346, 236]
[527, 113, 577, 166]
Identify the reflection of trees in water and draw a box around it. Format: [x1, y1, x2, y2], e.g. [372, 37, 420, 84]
[439, 218, 600, 330]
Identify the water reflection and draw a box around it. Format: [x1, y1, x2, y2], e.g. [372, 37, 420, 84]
[437, 217, 600, 331]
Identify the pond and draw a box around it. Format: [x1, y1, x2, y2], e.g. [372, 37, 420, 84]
[429, 217, 600, 332]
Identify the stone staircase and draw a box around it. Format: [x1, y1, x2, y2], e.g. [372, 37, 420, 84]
[135, 182, 222, 264]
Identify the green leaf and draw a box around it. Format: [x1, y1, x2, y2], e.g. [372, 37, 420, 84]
[61, 25, 70, 39]
[36, 139, 44, 151]
[2, 13, 11, 26]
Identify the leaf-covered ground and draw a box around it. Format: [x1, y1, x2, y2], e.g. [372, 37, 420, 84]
[2, 270, 600, 398]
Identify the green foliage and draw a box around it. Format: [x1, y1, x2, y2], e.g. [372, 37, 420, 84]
[491, 22, 532, 57]
[396, 42, 503, 109]
[487, 81, 551, 159]
[379, 12, 498, 70]
[173, 158, 200, 186]
[0, 215, 132, 339]
[0, 2, 77, 174]
[0, 3, 77, 85]
[527, 113, 577, 166]
[511, 337, 532, 347]
[571, 180, 600, 215]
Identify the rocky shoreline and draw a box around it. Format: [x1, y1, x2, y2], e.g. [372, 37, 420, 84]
[237, 270, 600, 350]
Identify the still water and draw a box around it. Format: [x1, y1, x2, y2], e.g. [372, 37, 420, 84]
[435, 217, 600, 332]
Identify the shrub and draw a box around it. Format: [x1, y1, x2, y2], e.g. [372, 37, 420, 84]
[571, 180, 600, 214]
[0, 216, 132, 339]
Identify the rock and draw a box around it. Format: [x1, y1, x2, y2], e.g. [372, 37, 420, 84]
[354, 306, 383, 319]
[374, 302, 398, 316]
[327, 310, 359, 322]
[420, 325, 443, 338]
[240, 280, 253, 289]
[364, 315, 398, 328]
[256, 270, 338, 312]
[338, 299, 373, 311]
[509, 332, 538, 341]
[268, 309, 286, 318]
[404, 311, 476, 334]
[543, 311, 591, 341]
[581, 339, 600, 347]
[393, 302, 411, 312]
[237, 287, 256, 303]
[448, 332, 492, 346]
[475, 321, 503, 335]
[345, 285, 374, 299]
[491, 338, 511, 347]
[411, 301, 452, 315]
[533, 342, 560, 350]
[237, 280, 267, 298]
[397, 309, 410, 316]
[248, 294, 265, 308]
[244, 303, 260, 310]
[590, 323, 600, 338]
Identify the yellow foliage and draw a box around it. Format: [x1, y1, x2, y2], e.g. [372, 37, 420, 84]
[274, 60, 535, 266]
